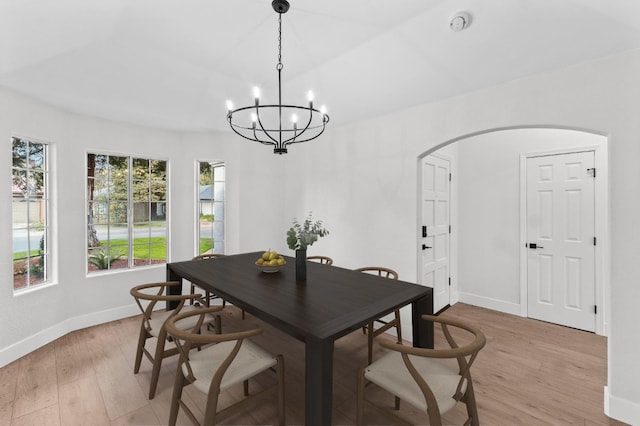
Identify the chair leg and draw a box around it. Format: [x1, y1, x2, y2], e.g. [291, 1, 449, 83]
[464, 379, 480, 426]
[395, 309, 402, 343]
[207, 314, 222, 334]
[394, 309, 402, 410]
[276, 355, 286, 426]
[189, 283, 196, 305]
[134, 322, 148, 374]
[367, 322, 374, 364]
[168, 368, 186, 426]
[356, 367, 366, 425]
[148, 332, 167, 399]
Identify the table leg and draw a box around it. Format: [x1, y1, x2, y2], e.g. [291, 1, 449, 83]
[412, 293, 434, 348]
[305, 336, 334, 426]
[166, 265, 182, 310]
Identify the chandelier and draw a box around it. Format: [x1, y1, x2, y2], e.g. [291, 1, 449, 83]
[225, 0, 330, 155]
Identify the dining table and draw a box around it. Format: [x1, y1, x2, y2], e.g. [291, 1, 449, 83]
[166, 251, 433, 426]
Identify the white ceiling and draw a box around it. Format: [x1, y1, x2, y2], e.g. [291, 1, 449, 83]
[2, 0, 640, 132]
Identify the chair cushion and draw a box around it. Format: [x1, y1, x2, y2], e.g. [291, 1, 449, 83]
[148, 305, 208, 337]
[183, 339, 277, 393]
[364, 351, 467, 414]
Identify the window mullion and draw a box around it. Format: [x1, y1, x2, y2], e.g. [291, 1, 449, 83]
[127, 156, 133, 268]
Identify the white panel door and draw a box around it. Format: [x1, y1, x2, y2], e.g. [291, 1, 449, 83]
[526, 151, 596, 331]
[421, 155, 450, 312]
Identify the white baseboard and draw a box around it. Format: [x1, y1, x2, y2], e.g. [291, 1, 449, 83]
[457, 292, 522, 316]
[604, 385, 640, 425]
[0, 304, 140, 368]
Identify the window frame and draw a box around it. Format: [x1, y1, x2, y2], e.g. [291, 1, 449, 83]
[196, 160, 225, 257]
[86, 151, 169, 275]
[12, 136, 52, 292]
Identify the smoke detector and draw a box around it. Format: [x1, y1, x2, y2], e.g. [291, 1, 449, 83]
[450, 12, 470, 32]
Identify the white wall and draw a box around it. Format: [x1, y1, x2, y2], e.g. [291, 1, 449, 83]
[284, 49, 640, 424]
[0, 87, 287, 366]
[2, 47, 640, 424]
[456, 128, 606, 314]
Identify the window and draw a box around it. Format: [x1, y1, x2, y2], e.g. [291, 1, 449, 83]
[12, 137, 50, 290]
[87, 153, 167, 273]
[197, 161, 224, 255]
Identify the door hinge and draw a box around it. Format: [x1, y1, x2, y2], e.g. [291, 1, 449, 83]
[593, 237, 597, 246]
[587, 168, 596, 178]
[449, 225, 452, 233]
[448, 277, 451, 286]
[449, 173, 452, 182]
[594, 305, 597, 314]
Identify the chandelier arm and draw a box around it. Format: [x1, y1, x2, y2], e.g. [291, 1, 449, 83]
[227, 113, 275, 145]
[285, 123, 327, 145]
[282, 109, 313, 145]
[253, 127, 277, 146]
[228, 123, 276, 146]
[254, 109, 281, 146]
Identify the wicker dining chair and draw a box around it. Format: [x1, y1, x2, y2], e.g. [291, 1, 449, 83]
[356, 314, 486, 426]
[165, 306, 285, 426]
[130, 281, 221, 399]
[191, 253, 247, 320]
[307, 255, 334, 265]
[354, 266, 402, 364]
[190, 253, 225, 306]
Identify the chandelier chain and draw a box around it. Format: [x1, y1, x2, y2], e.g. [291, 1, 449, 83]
[277, 13, 283, 71]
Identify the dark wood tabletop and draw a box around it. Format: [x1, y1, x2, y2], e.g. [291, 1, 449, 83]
[166, 251, 433, 426]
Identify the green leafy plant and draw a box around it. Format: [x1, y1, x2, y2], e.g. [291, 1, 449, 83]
[29, 236, 45, 278]
[286, 212, 329, 250]
[88, 248, 124, 269]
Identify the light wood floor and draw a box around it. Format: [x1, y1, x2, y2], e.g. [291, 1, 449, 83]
[0, 303, 627, 425]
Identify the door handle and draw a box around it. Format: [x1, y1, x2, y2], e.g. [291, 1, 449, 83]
[422, 244, 432, 250]
[528, 243, 544, 249]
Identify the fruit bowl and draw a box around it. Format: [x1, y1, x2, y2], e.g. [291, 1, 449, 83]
[255, 260, 286, 273]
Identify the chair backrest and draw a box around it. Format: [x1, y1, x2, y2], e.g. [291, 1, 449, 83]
[130, 281, 203, 330]
[193, 253, 225, 260]
[378, 314, 486, 407]
[308, 255, 333, 265]
[165, 306, 262, 385]
[354, 266, 398, 280]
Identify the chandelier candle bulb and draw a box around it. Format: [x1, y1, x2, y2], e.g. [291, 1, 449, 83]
[252, 86, 260, 101]
[225, 100, 233, 113]
[307, 90, 314, 102]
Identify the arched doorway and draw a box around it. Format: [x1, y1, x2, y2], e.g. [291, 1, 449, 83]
[418, 126, 608, 335]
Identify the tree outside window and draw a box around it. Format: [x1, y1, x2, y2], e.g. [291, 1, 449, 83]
[12, 137, 50, 290]
[87, 153, 167, 272]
